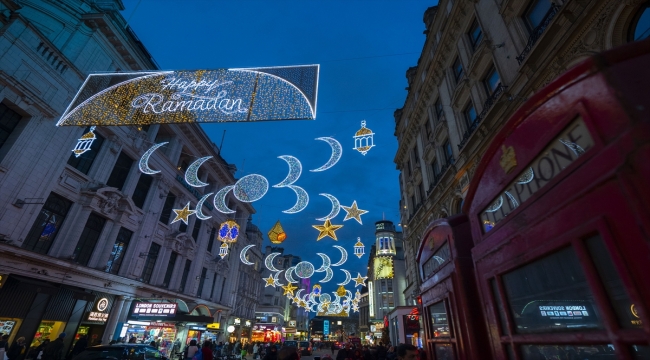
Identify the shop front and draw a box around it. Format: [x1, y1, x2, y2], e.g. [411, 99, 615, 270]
[251, 324, 282, 343]
[0, 274, 119, 356]
[464, 41, 650, 359]
[125, 300, 214, 356]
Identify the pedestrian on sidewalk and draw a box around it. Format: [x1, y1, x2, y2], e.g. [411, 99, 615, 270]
[41, 334, 66, 360]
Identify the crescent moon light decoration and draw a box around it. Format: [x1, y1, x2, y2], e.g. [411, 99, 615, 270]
[213, 185, 236, 214]
[315, 253, 331, 272]
[273, 270, 284, 286]
[320, 267, 334, 283]
[285, 267, 299, 283]
[316, 193, 341, 221]
[273, 155, 302, 187]
[282, 185, 309, 214]
[233, 174, 269, 203]
[239, 245, 255, 265]
[332, 245, 348, 266]
[310, 137, 343, 172]
[139, 142, 168, 174]
[337, 269, 352, 286]
[185, 156, 212, 187]
[265, 253, 281, 272]
[194, 192, 214, 220]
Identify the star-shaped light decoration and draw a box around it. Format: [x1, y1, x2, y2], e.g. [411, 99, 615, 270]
[264, 275, 277, 287]
[282, 283, 298, 296]
[171, 202, 196, 224]
[341, 201, 369, 224]
[298, 299, 308, 309]
[353, 273, 368, 287]
[312, 219, 343, 241]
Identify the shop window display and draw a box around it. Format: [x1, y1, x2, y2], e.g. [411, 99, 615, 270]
[0, 319, 20, 341]
[30, 321, 66, 348]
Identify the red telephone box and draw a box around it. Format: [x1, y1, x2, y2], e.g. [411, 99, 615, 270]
[416, 214, 490, 360]
[464, 39, 650, 359]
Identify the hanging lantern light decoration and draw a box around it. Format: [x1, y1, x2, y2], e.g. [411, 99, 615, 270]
[218, 220, 240, 244]
[352, 120, 375, 155]
[219, 243, 229, 259]
[354, 237, 365, 258]
[267, 220, 287, 244]
[72, 126, 98, 157]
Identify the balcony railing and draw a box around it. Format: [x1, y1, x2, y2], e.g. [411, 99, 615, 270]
[458, 83, 506, 150]
[426, 161, 453, 196]
[516, 3, 561, 65]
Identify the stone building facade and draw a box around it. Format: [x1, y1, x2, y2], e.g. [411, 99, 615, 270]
[0, 0, 261, 349]
[394, 0, 650, 307]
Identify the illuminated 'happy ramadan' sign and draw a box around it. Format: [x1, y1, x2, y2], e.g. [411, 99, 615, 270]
[57, 65, 319, 127]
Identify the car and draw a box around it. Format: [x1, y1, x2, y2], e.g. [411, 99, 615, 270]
[73, 344, 165, 360]
[298, 342, 312, 356]
[282, 341, 298, 349]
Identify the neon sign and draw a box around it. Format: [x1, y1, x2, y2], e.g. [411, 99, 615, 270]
[57, 65, 319, 127]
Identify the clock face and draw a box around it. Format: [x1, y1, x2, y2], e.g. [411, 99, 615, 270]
[374, 256, 394, 279]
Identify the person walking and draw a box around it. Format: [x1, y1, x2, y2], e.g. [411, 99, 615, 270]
[41, 334, 66, 360]
[185, 340, 199, 360]
[201, 341, 213, 360]
[7, 337, 27, 360]
[70, 335, 88, 358]
[262, 346, 277, 360]
[0, 335, 10, 360]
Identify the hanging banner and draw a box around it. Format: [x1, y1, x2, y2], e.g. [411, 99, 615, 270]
[57, 65, 319, 127]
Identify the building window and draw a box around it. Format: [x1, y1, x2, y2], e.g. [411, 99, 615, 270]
[179, 259, 192, 292]
[419, 181, 426, 202]
[443, 140, 454, 165]
[431, 158, 441, 182]
[525, 0, 553, 31]
[0, 103, 23, 153]
[163, 252, 178, 288]
[197, 267, 208, 297]
[484, 67, 501, 96]
[207, 228, 216, 253]
[106, 152, 134, 191]
[412, 146, 419, 165]
[159, 192, 176, 224]
[274, 297, 279, 305]
[132, 174, 153, 209]
[452, 57, 464, 82]
[22, 193, 72, 254]
[425, 119, 433, 140]
[210, 273, 218, 299]
[464, 102, 478, 130]
[191, 219, 202, 241]
[141, 243, 161, 283]
[631, 3, 650, 41]
[67, 127, 105, 175]
[72, 213, 107, 266]
[105, 227, 132, 274]
[435, 97, 444, 120]
[468, 19, 483, 49]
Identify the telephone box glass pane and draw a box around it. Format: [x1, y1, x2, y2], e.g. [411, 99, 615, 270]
[502, 247, 603, 333]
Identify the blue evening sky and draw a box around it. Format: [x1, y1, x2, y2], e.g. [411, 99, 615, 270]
[121, 0, 432, 294]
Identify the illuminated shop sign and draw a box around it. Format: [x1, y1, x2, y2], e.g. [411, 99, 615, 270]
[57, 66, 319, 127]
[207, 323, 221, 330]
[245, 320, 251, 327]
[87, 312, 109, 322]
[323, 320, 330, 335]
[132, 302, 177, 317]
[234, 318, 241, 325]
[368, 281, 375, 318]
[481, 118, 594, 232]
[288, 320, 296, 327]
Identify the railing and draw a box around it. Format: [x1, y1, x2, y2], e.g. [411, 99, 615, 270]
[516, 3, 561, 65]
[426, 161, 453, 196]
[458, 83, 506, 150]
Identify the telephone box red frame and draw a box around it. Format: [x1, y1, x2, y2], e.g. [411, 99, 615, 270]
[416, 214, 491, 360]
[463, 39, 650, 359]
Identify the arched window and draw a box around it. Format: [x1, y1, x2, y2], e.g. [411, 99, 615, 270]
[630, 3, 650, 42]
